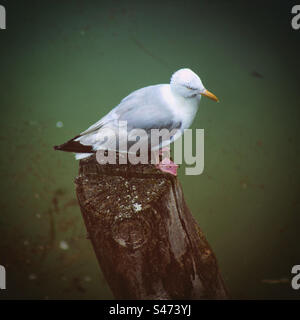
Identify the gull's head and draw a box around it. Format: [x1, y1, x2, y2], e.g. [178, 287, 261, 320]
[170, 68, 219, 102]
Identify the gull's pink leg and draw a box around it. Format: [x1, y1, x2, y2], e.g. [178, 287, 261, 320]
[155, 147, 179, 176]
[156, 158, 179, 176]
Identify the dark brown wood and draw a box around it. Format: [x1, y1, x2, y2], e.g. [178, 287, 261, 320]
[75, 155, 228, 299]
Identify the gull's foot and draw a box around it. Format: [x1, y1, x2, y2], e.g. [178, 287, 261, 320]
[155, 157, 178, 176]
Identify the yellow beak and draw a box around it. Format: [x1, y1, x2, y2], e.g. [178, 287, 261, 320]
[201, 89, 219, 102]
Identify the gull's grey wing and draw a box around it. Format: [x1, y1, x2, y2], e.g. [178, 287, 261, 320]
[114, 84, 182, 132]
[82, 84, 181, 135]
[67, 84, 182, 152]
[55, 84, 183, 154]
[78, 85, 158, 136]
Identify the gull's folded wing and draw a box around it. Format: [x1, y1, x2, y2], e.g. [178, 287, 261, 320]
[54, 84, 182, 153]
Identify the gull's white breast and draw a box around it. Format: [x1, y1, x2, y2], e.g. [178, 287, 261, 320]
[160, 85, 200, 132]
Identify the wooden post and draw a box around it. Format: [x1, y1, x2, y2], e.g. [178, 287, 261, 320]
[75, 155, 228, 299]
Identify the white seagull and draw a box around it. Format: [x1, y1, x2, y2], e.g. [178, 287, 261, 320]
[54, 68, 219, 175]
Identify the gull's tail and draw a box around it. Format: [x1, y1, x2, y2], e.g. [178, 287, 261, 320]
[53, 135, 94, 153]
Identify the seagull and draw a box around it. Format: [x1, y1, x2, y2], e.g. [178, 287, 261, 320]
[54, 68, 218, 175]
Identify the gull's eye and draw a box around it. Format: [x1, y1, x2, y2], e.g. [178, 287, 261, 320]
[186, 85, 196, 90]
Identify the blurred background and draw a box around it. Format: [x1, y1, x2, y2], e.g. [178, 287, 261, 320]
[0, 0, 299, 299]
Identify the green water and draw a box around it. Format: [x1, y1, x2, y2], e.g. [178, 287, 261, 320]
[0, 0, 299, 299]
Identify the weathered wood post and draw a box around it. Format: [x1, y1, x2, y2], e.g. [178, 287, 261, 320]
[75, 155, 228, 299]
